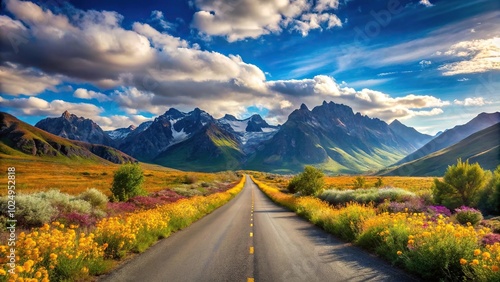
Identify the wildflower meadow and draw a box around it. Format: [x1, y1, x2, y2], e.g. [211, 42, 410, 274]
[0, 176, 245, 281]
[252, 176, 500, 281]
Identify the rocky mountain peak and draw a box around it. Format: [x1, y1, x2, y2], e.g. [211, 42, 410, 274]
[222, 114, 238, 121]
[299, 103, 309, 111]
[62, 110, 72, 119]
[163, 108, 185, 119]
[36, 111, 114, 146]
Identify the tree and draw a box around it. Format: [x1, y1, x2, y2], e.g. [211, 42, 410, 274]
[478, 165, 500, 215]
[287, 166, 325, 196]
[432, 159, 488, 209]
[374, 177, 384, 188]
[111, 163, 145, 201]
[353, 176, 366, 189]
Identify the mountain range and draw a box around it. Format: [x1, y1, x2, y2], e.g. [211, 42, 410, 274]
[2, 101, 498, 175]
[0, 112, 135, 164]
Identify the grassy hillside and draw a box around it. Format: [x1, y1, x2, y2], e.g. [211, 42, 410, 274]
[382, 123, 500, 176]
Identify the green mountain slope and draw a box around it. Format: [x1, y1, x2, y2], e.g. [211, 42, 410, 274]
[381, 123, 500, 176]
[153, 123, 244, 172]
[0, 112, 135, 164]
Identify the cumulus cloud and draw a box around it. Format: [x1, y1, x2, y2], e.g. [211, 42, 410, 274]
[0, 63, 61, 95]
[0, 96, 103, 117]
[265, 75, 449, 123]
[0, 95, 151, 130]
[0, 0, 269, 115]
[191, 0, 341, 41]
[92, 114, 153, 131]
[73, 88, 111, 102]
[439, 37, 500, 75]
[453, 97, 490, 106]
[0, 0, 458, 129]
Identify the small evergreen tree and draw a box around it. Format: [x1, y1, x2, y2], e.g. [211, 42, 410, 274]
[432, 159, 488, 209]
[287, 166, 325, 196]
[374, 177, 384, 188]
[111, 163, 145, 201]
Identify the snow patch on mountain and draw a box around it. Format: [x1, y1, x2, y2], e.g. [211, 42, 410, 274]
[108, 129, 132, 140]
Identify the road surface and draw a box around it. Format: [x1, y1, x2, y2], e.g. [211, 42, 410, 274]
[100, 175, 418, 282]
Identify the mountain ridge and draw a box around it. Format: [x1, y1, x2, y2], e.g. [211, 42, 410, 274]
[381, 122, 500, 176]
[393, 112, 500, 166]
[0, 112, 135, 164]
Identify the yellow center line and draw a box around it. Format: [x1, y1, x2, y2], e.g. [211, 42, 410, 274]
[250, 223, 253, 227]
[250, 232, 253, 237]
[249, 247, 254, 254]
[247, 278, 254, 282]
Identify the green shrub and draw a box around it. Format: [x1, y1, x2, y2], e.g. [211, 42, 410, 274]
[374, 177, 383, 188]
[67, 199, 92, 214]
[35, 190, 92, 214]
[454, 206, 483, 226]
[0, 195, 57, 227]
[78, 188, 109, 209]
[182, 174, 198, 184]
[319, 187, 416, 205]
[433, 159, 488, 209]
[287, 166, 325, 196]
[111, 163, 145, 201]
[37, 189, 71, 208]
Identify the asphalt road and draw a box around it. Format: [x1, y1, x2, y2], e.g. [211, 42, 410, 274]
[100, 175, 419, 282]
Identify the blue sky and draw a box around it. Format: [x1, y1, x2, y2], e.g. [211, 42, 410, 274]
[0, 0, 498, 134]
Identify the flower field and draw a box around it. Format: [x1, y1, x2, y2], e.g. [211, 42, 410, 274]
[252, 176, 500, 281]
[0, 176, 245, 281]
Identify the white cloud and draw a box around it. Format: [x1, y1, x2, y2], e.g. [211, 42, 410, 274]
[457, 78, 469, 82]
[292, 13, 342, 36]
[314, 0, 339, 12]
[419, 60, 432, 67]
[73, 88, 111, 102]
[92, 114, 153, 131]
[377, 72, 397, 76]
[265, 75, 450, 123]
[0, 63, 61, 95]
[151, 10, 175, 30]
[111, 87, 165, 115]
[0, 96, 103, 117]
[0, 0, 269, 113]
[419, 0, 433, 7]
[453, 97, 490, 106]
[0, 95, 151, 130]
[191, 0, 341, 41]
[439, 37, 500, 75]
